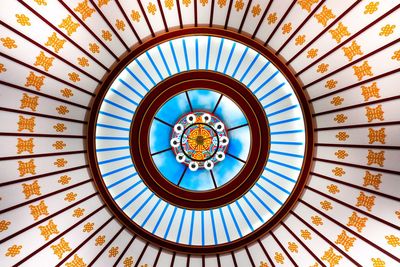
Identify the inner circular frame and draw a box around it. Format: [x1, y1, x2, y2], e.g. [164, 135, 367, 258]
[130, 72, 270, 209]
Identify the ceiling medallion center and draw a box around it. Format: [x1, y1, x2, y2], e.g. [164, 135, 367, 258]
[171, 112, 229, 171]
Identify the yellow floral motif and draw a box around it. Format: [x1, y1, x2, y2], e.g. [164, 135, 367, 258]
[64, 192, 77, 202]
[39, 220, 59, 240]
[77, 57, 89, 67]
[334, 114, 347, 124]
[20, 93, 39, 111]
[108, 246, 119, 257]
[34, 51, 54, 71]
[59, 15, 80, 36]
[353, 61, 373, 81]
[45, 32, 66, 53]
[325, 79, 337, 89]
[16, 138, 35, 154]
[200, 0, 208, 7]
[131, 10, 141, 22]
[267, 13, 277, 25]
[320, 200, 333, 211]
[5, 245, 22, 257]
[147, 2, 157, 15]
[314, 6, 335, 27]
[73, 208, 85, 218]
[335, 131, 349, 141]
[95, 235, 106, 246]
[58, 175, 71, 185]
[371, 258, 385, 267]
[311, 215, 323, 226]
[54, 123, 67, 132]
[22, 180, 41, 199]
[25, 71, 45, 91]
[29, 200, 49, 220]
[102, 30, 112, 41]
[1, 37, 17, 49]
[295, 35, 306, 46]
[368, 128, 385, 144]
[16, 14, 31, 26]
[365, 104, 384, 122]
[66, 254, 86, 267]
[327, 184, 340, 194]
[385, 235, 400, 247]
[347, 212, 367, 232]
[0, 63, 6, 73]
[332, 167, 345, 177]
[98, 0, 110, 7]
[287, 242, 298, 253]
[342, 40, 363, 61]
[274, 252, 284, 264]
[54, 158, 68, 168]
[115, 19, 125, 31]
[18, 159, 36, 176]
[217, 0, 226, 8]
[0, 220, 11, 232]
[165, 0, 174, 9]
[53, 140, 66, 150]
[356, 191, 376, 211]
[234, 0, 244, 11]
[379, 24, 395, 37]
[34, 0, 47, 5]
[335, 230, 355, 251]
[321, 247, 342, 266]
[282, 23, 292, 34]
[252, 4, 261, 17]
[392, 49, 400, 61]
[334, 150, 348, 159]
[363, 171, 382, 190]
[182, 0, 191, 7]
[307, 48, 319, 59]
[74, 0, 95, 21]
[366, 150, 385, 167]
[364, 2, 379, 14]
[18, 115, 36, 133]
[361, 82, 380, 101]
[297, 0, 319, 13]
[301, 229, 312, 240]
[329, 22, 350, 43]
[61, 88, 74, 98]
[83, 222, 94, 232]
[89, 43, 100, 53]
[68, 72, 81, 82]
[260, 261, 268, 267]
[317, 63, 329, 73]
[330, 96, 344, 106]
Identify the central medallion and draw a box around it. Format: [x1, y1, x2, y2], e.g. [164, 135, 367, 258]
[171, 112, 229, 171]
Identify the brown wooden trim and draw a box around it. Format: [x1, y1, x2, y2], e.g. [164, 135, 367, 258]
[306, 186, 400, 231]
[113, 235, 136, 267]
[209, 0, 215, 27]
[275, 0, 326, 55]
[270, 231, 298, 267]
[216, 254, 221, 267]
[251, 0, 273, 39]
[194, 0, 198, 27]
[17, 0, 110, 71]
[257, 239, 275, 267]
[186, 254, 190, 267]
[0, 106, 87, 124]
[0, 52, 95, 96]
[231, 251, 238, 267]
[310, 171, 400, 202]
[286, 0, 362, 65]
[14, 205, 105, 266]
[88, 226, 125, 266]
[0, 132, 86, 139]
[55, 216, 114, 267]
[238, 0, 253, 34]
[0, 179, 92, 214]
[244, 246, 256, 267]
[170, 252, 176, 267]
[264, 0, 297, 46]
[314, 157, 400, 176]
[303, 38, 400, 88]
[0, 80, 90, 110]
[315, 120, 400, 131]
[0, 192, 98, 244]
[310, 68, 400, 103]
[157, 0, 169, 32]
[138, 0, 155, 37]
[202, 255, 205, 267]
[300, 199, 400, 262]
[176, 0, 183, 28]
[280, 222, 326, 267]
[298, 4, 400, 77]
[0, 21, 102, 83]
[152, 247, 162, 267]
[0, 164, 88, 187]
[315, 143, 400, 150]
[224, 0, 234, 29]
[291, 211, 362, 267]
[134, 242, 149, 267]
[114, 0, 143, 44]
[57, 0, 120, 61]
[89, 0, 131, 51]
[0, 150, 86, 161]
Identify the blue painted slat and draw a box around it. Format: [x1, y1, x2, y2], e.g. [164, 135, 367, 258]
[169, 41, 180, 73]
[235, 201, 254, 231]
[256, 183, 283, 205]
[136, 58, 156, 86]
[102, 163, 134, 177]
[243, 195, 264, 223]
[122, 187, 148, 210]
[259, 82, 285, 102]
[269, 117, 300, 126]
[232, 47, 249, 78]
[158, 46, 172, 76]
[250, 189, 274, 215]
[270, 150, 304, 159]
[182, 39, 190, 71]
[125, 67, 149, 91]
[214, 38, 224, 71]
[261, 175, 291, 194]
[270, 129, 303, 135]
[131, 193, 155, 219]
[269, 159, 301, 171]
[176, 209, 187, 243]
[104, 99, 135, 114]
[270, 141, 303, 145]
[263, 93, 291, 109]
[141, 198, 162, 227]
[195, 38, 199, 70]
[114, 180, 142, 200]
[146, 51, 164, 80]
[247, 61, 270, 87]
[152, 203, 169, 234]
[210, 210, 218, 245]
[253, 70, 280, 94]
[205, 36, 211, 69]
[219, 208, 231, 242]
[267, 104, 298, 117]
[223, 42, 236, 74]
[265, 167, 296, 183]
[227, 205, 243, 237]
[201, 210, 205, 246]
[96, 136, 129, 140]
[96, 146, 130, 152]
[111, 89, 139, 106]
[107, 173, 137, 189]
[99, 111, 131, 123]
[118, 79, 144, 98]
[164, 206, 178, 239]
[96, 123, 130, 132]
[239, 54, 260, 82]
[98, 155, 131, 165]
[189, 210, 195, 245]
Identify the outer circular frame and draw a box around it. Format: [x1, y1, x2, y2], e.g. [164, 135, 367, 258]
[87, 28, 314, 254]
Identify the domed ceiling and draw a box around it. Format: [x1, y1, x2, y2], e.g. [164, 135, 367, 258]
[0, 0, 399, 266]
